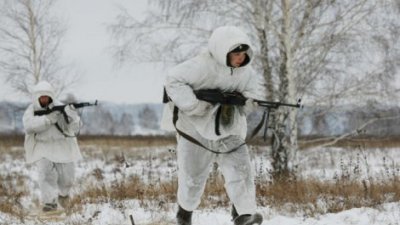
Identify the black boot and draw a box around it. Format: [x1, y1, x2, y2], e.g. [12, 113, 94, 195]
[58, 195, 70, 209]
[233, 213, 263, 225]
[42, 203, 58, 212]
[231, 205, 239, 220]
[232, 205, 263, 225]
[176, 205, 192, 225]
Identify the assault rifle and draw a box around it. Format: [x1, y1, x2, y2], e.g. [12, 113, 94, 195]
[193, 89, 302, 141]
[193, 89, 247, 105]
[193, 89, 301, 108]
[252, 98, 302, 141]
[34, 100, 98, 124]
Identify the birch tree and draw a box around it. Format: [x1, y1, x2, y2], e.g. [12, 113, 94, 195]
[0, 0, 77, 96]
[138, 105, 159, 130]
[109, 0, 399, 178]
[115, 113, 134, 135]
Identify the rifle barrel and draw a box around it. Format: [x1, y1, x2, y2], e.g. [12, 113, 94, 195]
[255, 99, 301, 108]
[72, 100, 98, 109]
[34, 100, 98, 116]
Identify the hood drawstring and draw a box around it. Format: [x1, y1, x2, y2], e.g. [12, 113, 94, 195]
[230, 68, 233, 75]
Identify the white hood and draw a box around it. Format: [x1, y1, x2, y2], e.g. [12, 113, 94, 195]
[207, 26, 253, 67]
[31, 81, 56, 109]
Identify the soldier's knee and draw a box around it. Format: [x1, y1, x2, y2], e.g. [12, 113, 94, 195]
[185, 176, 204, 189]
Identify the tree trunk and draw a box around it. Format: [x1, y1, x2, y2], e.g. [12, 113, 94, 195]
[270, 0, 298, 180]
[255, 0, 274, 99]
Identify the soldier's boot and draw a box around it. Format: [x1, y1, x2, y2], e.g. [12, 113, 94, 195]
[58, 195, 70, 209]
[176, 205, 192, 225]
[232, 205, 263, 225]
[42, 203, 58, 212]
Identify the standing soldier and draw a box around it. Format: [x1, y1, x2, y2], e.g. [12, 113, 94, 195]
[162, 26, 264, 225]
[23, 81, 82, 212]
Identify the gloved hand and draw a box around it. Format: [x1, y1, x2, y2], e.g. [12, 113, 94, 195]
[185, 100, 213, 116]
[64, 104, 79, 122]
[241, 98, 258, 115]
[46, 111, 60, 124]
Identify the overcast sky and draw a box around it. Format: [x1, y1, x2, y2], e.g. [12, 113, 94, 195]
[0, 0, 166, 104]
[0, 0, 399, 104]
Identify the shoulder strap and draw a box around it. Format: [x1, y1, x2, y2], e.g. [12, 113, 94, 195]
[172, 106, 244, 154]
[54, 123, 76, 138]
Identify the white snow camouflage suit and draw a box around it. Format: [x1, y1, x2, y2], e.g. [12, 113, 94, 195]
[23, 81, 82, 205]
[162, 26, 265, 215]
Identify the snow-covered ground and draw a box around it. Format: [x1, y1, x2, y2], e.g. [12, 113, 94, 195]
[0, 142, 399, 225]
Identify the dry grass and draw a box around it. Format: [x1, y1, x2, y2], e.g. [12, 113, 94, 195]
[78, 135, 176, 148]
[60, 166, 400, 217]
[3, 168, 399, 220]
[3, 134, 400, 150]
[248, 136, 400, 150]
[0, 135, 24, 149]
[64, 174, 178, 216]
[297, 136, 400, 149]
[257, 176, 400, 216]
[78, 135, 400, 150]
[0, 135, 177, 152]
[1, 135, 400, 221]
[0, 174, 29, 223]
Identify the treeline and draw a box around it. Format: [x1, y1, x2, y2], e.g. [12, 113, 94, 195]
[0, 101, 399, 137]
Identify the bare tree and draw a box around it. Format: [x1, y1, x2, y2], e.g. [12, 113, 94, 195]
[109, 0, 399, 178]
[138, 105, 159, 130]
[115, 113, 134, 135]
[0, 0, 78, 96]
[81, 105, 116, 135]
[298, 0, 400, 151]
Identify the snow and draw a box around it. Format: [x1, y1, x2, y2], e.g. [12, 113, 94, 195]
[1, 143, 400, 225]
[2, 203, 399, 225]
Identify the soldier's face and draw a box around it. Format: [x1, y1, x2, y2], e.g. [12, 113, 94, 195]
[229, 51, 247, 68]
[39, 96, 51, 107]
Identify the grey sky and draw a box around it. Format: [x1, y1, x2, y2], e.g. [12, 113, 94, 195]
[0, 0, 399, 104]
[0, 0, 165, 104]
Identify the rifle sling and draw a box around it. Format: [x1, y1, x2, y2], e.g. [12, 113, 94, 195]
[215, 106, 222, 136]
[54, 123, 76, 138]
[246, 109, 268, 141]
[173, 106, 245, 154]
[166, 88, 269, 151]
[55, 123, 64, 135]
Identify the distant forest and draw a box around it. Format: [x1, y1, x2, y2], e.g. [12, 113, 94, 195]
[1, 101, 399, 138]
